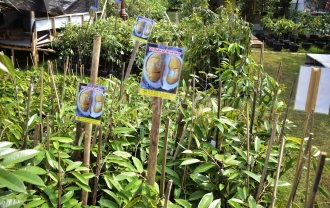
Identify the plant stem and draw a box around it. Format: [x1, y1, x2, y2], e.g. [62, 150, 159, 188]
[160, 118, 171, 197]
[92, 126, 102, 205]
[164, 180, 173, 208]
[22, 77, 34, 149]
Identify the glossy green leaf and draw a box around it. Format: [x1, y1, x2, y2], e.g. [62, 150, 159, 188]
[76, 181, 91, 192]
[254, 137, 261, 153]
[180, 158, 201, 166]
[50, 137, 73, 143]
[115, 172, 137, 181]
[208, 199, 221, 208]
[0, 169, 26, 193]
[174, 199, 192, 208]
[13, 170, 45, 186]
[66, 161, 83, 172]
[0, 52, 15, 79]
[20, 166, 47, 175]
[132, 156, 143, 173]
[0, 141, 14, 148]
[242, 170, 261, 183]
[112, 127, 135, 134]
[0, 148, 18, 159]
[61, 191, 74, 204]
[198, 193, 213, 208]
[189, 190, 207, 201]
[98, 199, 119, 208]
[24, 200, 45, 208]
[0, 198, 25, 208]
[2, 149, 39, 166]
[248, 195, 257, 208]
[113, 151, 132, 158]
[193, 163, 216, 174]
[72, 172, 88, 185]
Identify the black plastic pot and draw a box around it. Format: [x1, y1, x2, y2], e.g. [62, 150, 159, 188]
[309, 34, 319, 39]
[283, 40, 290, 49]
[308, 38, 317, 43]
[299, 34, 307, 39]
[314, 41, 326, 49]
[268, 40, 274, 47]
[301, 42, 312, 50]
[326, 45, 330, 51]
[273, 42, 284, 51]
[289, 44, 300, 52]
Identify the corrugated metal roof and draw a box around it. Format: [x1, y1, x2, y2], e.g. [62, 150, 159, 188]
[306, 53, 330, 68]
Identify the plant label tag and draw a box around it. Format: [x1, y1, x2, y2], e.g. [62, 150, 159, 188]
[139, 43, 185, 100]
[114, 0, 122, 10]
[294, 66, 330, 114]
[89, 6, 98, 17]
[76, 83, 106, 125]
[131, 16, 154, 43]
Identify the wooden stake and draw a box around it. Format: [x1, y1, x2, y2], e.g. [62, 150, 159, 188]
[22, 77, 34, 149]
[39, 67, 44, 140]
[60, 57, 69, 105]
[13, 77, 21, 122]
[305, 67, 321, 112]
[33, 123, 40, 148]
[58, 150, 62, 208]
[164, 180, 173, 208]
[82, 35, 102, 205]
[48, 61, 61, 113]
[74, 122, 82, 161]
[256, 113, 279, 202]
[246, 102, 250, 193]
[146, 97, 162, 186]
[124, 40, 140, 80]
[46, 114, 50, 150]
[91, 125, 99, 148]
[260, 41, 264, 65]
[215, 80, 222, 149]
[249, 81, 257, 144]
[92, 127, 103, 205]
[118, 63, 126, 101]
[306, 152, 327, 208]
[160, 118, 171, 197]
[305, 110, 315, 208]
[286, 133, 313, 208]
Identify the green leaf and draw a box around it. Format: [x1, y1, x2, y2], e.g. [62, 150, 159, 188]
[174, 199, 192, 208]
[61, 191, 74, 204]
[76, 181, 91, 192]
[222, 107, 235, 112]
[180, 158, 201, 166]
[242, 170, 261, 183]
[50, 137, 73, 143]
[20, 166, 47, 175]
[248, 195, 257, 208]
[0, 141, 14, 148]
[0, 169, 26, 193]
[27, 114, 38, 129]
[112, 127, 135, 134]
[198, 193, 213, 208]
[98, 199, 119, 208]
[0, 148, 18, 159]
[189, 190, 207, 201]
[115, 172, 137, 181]
[13, 170, 45, 186]
[208, 199, 221, 208]
[24, 200, 46, 208]
[72, 172, 88, 185]
[0, 52, 15, 79]
[113, 151, 132, 158]
[254, 137, 261, 153]
[2, 149, 39, 166]
[318, 186, 329, 200]
[193, 163, 216, 174]
[66, 161, 83, 172]
[132, 156, 143, 173]
[232, 146, 247, 161]
[237, 187, 246, 200]
[0, 198, 25, 208]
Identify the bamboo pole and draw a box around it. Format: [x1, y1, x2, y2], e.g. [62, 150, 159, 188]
[48, 61, 61, 113]
[58, 151, 62, 208]
[256, 113, 279, 202]
[305, 111, 315, 208]
[74, 122, 82, 161]
[246, 102, 250, 193]
[92, 127, 103, 205]
[39, 67, 44, 140]
[22, 77, 34, 149]
[60, 57, 69, 105]
[146, 97, 162, 186]
[124, 40, 140, 80]
[160, 118, 171, 197]
[13, 77, 21, 122]
[164, 180, 173, 208]
[306, 152, 327, 208]
[249, 81, 257, 144]
[91, 125, 99, 148]
[46, 114, 50, 150]
[82, 35, 101, 205]
[286, 133, 313, 208]
[215, 80, 222, 149]
[118, 63, 126, 101]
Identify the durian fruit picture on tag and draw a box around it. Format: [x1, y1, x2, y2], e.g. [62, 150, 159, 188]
[76, 83, 106, 125]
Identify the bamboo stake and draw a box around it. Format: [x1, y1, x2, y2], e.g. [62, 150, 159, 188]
[39, 67, 44, 140]
[13, 77, 21, 122]
[82, 35, 101, 205]
[305, 111, 315, 208]
[160, 118, 171, 197]
[215, 80, 222, 149]
[22, 77, 34, 149]
[306, 152, 327, 208]
[249, 81, 257, 144]
[164, 180, 173, 208]
[146, 97, 162, 186]
[246, 102, 250, 193]
[270, 62, 282, 122]
[174, 79, 191, 144]
[46, 114, 50, 150]
[92, 127, 103, 205]
[256, 113, 279, 202]
[118, 63, 126, 101]
[74, 122, 82, 161]
[286, 133, 313, 208]
[33, 123, 40, 148]
[124, 40, 140, 80]
[48, 61, 61, 113]
[91, 125, 99, 148]
[58, 151, 62, 208]
[260, 41, 264, 65]
[60, 57, 69, 105]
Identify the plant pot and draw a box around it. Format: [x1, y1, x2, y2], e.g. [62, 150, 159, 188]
[314, 41, 326, 49]
[309, 34, 319, 39]
[308, 38, 317, 43]
[301, 42, 312, 50]
[299, 34, 307, 39]
[283, 40, 290, 49]
[289, 44, 300, 52]
[268, 40, 274, 47]
[273, 42, 284, 51]
[326, 45, 330, 51]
